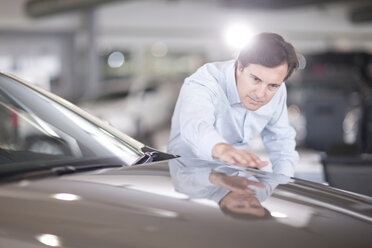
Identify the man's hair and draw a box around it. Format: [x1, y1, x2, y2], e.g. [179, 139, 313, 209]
[236, 32, 299, 81]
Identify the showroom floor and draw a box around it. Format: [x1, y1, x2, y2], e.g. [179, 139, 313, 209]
[293, 148, 325, 184]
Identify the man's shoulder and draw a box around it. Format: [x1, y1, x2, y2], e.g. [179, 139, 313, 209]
[185, 60, 235, 89]
[203, 60, 235, 73]
[274, 82, 287, 101]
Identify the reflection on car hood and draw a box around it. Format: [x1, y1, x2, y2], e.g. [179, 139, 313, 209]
[0, 159, 371, 248]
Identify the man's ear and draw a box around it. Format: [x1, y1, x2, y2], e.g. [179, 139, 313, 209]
[237, 60, 244, 72]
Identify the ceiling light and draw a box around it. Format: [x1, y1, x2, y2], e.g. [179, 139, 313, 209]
[224, 24, 254, 50]
[108, 51, 125, 68]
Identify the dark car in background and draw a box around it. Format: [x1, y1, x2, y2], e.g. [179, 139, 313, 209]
[286, 52, 372, 197]
[287, 52, 372, 152]
[0, 72, 371, 247]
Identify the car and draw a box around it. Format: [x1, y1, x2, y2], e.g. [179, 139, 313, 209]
[0, 71, 371, 248]
[286, 52, 371, 151]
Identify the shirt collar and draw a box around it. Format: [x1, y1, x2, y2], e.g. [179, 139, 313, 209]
[225, 61, 241, 105]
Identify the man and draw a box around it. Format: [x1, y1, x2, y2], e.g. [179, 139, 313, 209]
[169, 157, 289, 219]
[168, 32, 300, 176]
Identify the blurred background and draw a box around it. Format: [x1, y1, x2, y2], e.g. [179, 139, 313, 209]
[1, 0, 372, 193]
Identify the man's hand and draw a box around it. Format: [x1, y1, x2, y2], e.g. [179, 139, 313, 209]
[209, 172, 265, 194]
[212, 143, 269, 168]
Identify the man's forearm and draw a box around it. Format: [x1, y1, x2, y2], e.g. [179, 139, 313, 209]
[212, 143, 269, 168]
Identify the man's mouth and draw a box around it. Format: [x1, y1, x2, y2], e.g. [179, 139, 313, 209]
[247, 96, 263, 104]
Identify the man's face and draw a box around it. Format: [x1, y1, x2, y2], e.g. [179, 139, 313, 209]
[235, 62, 288, 111]
[220, 191, 265, 216]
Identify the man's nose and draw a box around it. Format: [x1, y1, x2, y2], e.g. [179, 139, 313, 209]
[253, 84, 266, 98]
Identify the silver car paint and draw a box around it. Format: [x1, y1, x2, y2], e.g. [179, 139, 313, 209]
[0, 161, 371, 248]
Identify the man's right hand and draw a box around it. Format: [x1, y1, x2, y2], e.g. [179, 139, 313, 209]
[209, 172, 265, 194]
[212, 143, 269, 168]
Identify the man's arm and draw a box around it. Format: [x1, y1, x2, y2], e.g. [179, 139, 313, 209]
[178, 81, 227, 159]
[177, 64, 268, 168]
[209, 171, 265, 194]
[212, 143, 268, 168]
[262, 85, 299, 176]
[178, 81, 268, 168]
[179, 84, 268, 168]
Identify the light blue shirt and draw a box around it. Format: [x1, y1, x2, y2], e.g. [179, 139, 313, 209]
[168, 60, 299, 176]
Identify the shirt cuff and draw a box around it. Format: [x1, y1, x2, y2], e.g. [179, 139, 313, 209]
[198, 130, 227, 159]
[195, 168, 215, 187]
[209, 187, 230, 203]
[272, 162, 295, 177]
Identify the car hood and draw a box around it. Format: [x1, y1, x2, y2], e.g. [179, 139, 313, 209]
[0, 159, 371, 248]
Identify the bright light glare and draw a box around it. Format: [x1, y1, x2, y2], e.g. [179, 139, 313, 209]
[36, 234, 61, 247]
[271, 211, 288, 218]
[107, 51, 125, 68]
[151, 208, 179, 218]
[224, 24, 254, 50]
[52, 193, 81, 201]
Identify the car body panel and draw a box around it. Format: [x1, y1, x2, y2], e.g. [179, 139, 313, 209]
[0, 72, 371, 248]
[0, 160, 371, 248]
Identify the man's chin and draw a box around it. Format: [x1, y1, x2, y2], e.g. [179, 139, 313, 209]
[243, 102, 263, 111]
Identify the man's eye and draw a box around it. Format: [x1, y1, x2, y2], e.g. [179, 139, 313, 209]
[234, 204, 245, 209]
[250, 204, 261, 209]
[268, 85, 280, 90]
[251, 76, 260, 83]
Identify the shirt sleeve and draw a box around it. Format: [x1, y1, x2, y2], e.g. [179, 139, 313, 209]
[168, 158, 229, 203]
[177, 77, 227, 160]
[261, 85, 299, 177]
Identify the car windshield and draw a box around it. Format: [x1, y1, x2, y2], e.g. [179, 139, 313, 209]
[0, 73, 144, 178]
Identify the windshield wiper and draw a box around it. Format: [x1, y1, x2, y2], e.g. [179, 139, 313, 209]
[132, 151, 159, 165]
[132, 146, 179, 165]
